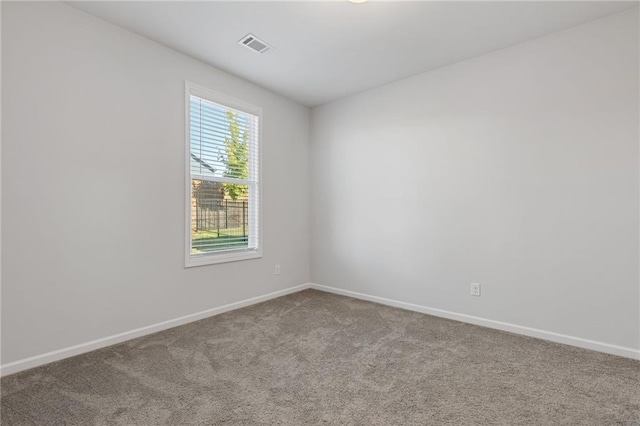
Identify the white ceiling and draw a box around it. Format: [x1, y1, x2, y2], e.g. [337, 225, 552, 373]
[69, 1, 636, 107]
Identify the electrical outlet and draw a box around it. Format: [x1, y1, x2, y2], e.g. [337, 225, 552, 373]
[470, 283, 481, 297]
[275, 264, 281, 275]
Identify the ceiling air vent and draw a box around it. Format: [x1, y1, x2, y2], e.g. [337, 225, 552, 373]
[238, 34, 271, 54]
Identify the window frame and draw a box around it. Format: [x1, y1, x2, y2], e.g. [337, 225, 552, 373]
[184, 81, 263, 268]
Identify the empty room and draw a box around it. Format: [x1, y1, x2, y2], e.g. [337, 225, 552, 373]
[1, 0, 639, 424]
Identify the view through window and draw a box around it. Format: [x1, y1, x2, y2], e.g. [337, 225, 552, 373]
[186, 83, 261, 266]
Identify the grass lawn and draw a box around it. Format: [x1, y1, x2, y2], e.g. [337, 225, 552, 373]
[191, 227, 248, 253]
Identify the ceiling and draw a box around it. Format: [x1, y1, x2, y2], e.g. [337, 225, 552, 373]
[69, 1, 636, 107]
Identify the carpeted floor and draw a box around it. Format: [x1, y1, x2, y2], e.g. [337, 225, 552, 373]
[1, 289, 639, 425]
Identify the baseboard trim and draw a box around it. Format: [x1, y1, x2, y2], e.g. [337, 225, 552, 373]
[4, 281, 636, 376]
[309, 283, 640, 360]
[0, 283, 312, 377]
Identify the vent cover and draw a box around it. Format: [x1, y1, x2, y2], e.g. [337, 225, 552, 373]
[238, 34, 271, 54]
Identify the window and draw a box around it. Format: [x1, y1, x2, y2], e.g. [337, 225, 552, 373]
[185, 82, 262, 267]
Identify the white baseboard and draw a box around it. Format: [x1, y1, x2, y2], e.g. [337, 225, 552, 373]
[309, 283, 640, 361]
[0, 283, 312, 377]
[3, 281, 637, 376]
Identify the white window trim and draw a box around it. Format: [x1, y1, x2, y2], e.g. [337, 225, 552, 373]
[184, 81, 263, 267]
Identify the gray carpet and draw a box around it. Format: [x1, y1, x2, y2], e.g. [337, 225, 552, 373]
[1, 289, 639, 425]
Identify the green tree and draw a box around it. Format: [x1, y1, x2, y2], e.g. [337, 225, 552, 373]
[222, 110, 249, 200]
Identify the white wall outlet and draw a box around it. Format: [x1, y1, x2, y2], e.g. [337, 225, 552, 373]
[275, 264, 281, 275]
[470, 283, 481, 297]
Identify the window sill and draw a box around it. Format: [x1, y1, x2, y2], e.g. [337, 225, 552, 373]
[185, 249, 262, 268]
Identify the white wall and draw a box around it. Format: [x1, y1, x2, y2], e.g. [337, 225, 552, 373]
[1, 2, 310, 365]
[311, 9, 639, 352]
[2, 2, 638, 369]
